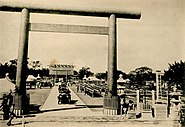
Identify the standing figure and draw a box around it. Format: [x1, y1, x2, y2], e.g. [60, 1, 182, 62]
[77, 84, 79, 92]
[6, 90, 16, 126]
[7, 104, 16, 126]
[128, 100, 134, 110]
[122, 101, 128, 116]
[0, 94, 9, 120]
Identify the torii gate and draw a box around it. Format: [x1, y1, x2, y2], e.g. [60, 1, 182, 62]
[0, 1, 141, 115]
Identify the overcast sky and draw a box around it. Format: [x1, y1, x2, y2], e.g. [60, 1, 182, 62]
[0, 0, 185, 73]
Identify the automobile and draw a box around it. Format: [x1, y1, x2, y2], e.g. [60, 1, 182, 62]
[57, 92, 71, 104]
[57, 85, 71, 104]
[58, 85, 70, 93]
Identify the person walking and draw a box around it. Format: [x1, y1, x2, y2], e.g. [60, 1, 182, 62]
[7, 104, 16, 126]
[0, 94, 9, 120]
[6, 90, 17, 126]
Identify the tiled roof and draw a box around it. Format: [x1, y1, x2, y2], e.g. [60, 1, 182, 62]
[49, 64, 74, 68]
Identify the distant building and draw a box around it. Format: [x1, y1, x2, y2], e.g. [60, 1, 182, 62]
[49, 64, 75, 82]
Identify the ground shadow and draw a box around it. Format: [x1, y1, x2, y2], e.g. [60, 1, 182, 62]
[70, 100, 78, 104]
[29, 104, 41, 114]
[57, 99, 78, 105]
[40, 105, 88, 113]
[86, 105, 103, 108]
[27, 100, 102, 115]
[27, 99, 80, 115]
[10, 121, 30, 126]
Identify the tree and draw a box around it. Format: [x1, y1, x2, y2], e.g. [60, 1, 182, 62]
[128, 66, 155, 88]
[128, 70, 137, 83]
[164, 61, 185, 94]
[5, 59, 18, 82]
[135, 66, 154, 85]
[78, 66, 94, 80]
[0, 63, 6, 78]
[73, 70, 78, 76]
[28, 60, 42, 70]
[1, 59, 50, 81]
[95, 72, 107, 80]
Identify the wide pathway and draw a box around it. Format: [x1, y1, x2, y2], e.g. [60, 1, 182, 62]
[36, 85, 101, 117]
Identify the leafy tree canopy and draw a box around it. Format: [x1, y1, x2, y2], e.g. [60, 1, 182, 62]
[164, 60, 185, 94]
[0, 59, 49, 81]
[95, 72, 107, 80]
[128, 66, 155, 88]
[78, 66, 94, 80]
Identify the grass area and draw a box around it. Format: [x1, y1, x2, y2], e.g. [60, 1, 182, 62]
[70, 85, 103, 112]
[27, 88, 51, 108]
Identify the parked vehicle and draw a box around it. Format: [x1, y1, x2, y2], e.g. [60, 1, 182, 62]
[57, 92, 71, 104]
[57, 85, 71, 104]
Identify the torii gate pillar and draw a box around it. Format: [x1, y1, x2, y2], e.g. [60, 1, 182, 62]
[108, 14, 117, 97]
[103, 14, 120, 115]
[14, 8, 30, 115]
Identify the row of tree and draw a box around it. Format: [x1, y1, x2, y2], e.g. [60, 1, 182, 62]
[78, 61, 185, 94]
[0, 59, 49, 82]
[0, 59, 184, 94]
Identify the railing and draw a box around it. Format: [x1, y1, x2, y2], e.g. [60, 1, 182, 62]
[142, 103, 152, 111]
[79, 83, 103, 97]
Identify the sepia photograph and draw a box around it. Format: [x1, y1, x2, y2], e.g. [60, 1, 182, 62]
[0, 0, 185, 127]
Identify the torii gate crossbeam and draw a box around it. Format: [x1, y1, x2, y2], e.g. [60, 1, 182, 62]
[0, 1, 141, 19]
[0, 1, 141, 115]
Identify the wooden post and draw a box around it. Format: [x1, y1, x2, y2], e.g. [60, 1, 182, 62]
[152, 90, 155, 105]
[137, 90, 140, 111]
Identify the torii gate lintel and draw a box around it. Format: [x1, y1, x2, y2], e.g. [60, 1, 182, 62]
[0, 1, 141, 19]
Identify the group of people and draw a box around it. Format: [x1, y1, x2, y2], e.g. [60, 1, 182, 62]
[0, 90, 16, 126]
[36, 80, 53, 89]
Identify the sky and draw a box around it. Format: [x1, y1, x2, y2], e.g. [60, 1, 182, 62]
[0, 0, 185, 73]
